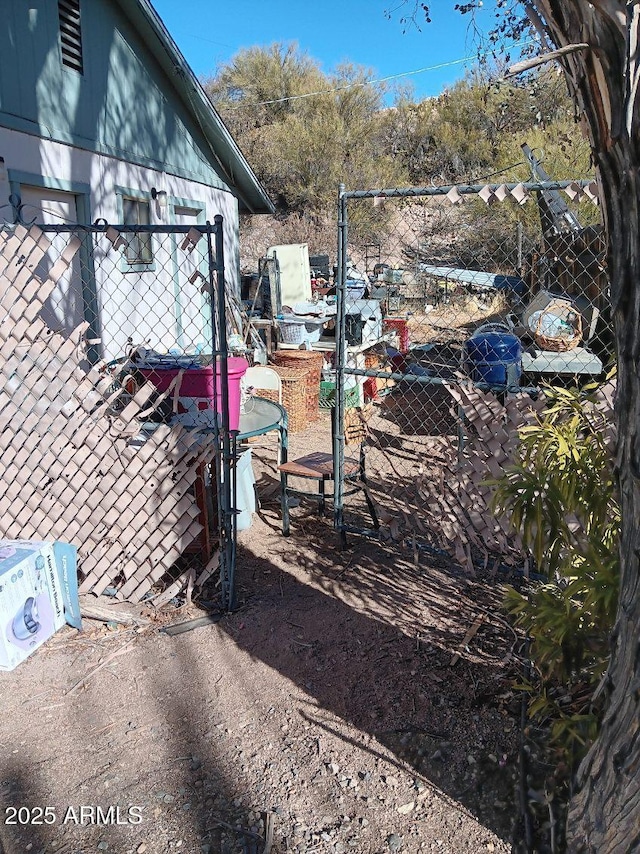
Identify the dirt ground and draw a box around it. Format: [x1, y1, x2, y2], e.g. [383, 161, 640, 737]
[0, 422, 524, 854]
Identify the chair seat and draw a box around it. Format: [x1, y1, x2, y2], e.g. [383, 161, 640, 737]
[278, 406, 379, 539]
[279, 452, 360, 480]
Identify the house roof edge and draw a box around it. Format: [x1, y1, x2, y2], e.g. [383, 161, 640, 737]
[116, 0, 275, 214]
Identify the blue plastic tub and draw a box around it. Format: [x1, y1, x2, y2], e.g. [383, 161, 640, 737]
[465, 325, 522, 387]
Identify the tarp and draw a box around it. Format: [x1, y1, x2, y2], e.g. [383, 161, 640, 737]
[419, 265, 525, 293]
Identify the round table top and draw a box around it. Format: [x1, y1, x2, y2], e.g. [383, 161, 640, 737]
[131, 397, 285, 445]
[237, 396, 285, 439]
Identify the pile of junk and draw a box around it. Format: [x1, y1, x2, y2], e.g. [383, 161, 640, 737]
[462, 286, 603, 391]
[239, 246, 401, 357]
[400, 144, 610, 392]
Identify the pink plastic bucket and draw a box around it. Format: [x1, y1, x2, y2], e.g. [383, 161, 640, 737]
[140, 357, 248, 430]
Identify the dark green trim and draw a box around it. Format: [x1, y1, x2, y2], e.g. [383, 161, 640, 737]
[7, 170, 91, 200]
[115, 184, 153, 203]
[8, 170, 92, 228]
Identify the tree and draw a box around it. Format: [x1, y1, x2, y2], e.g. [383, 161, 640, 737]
[375, 67, 588, 185]
[205, 44, 404, 214]
[426, 3, 639, 850]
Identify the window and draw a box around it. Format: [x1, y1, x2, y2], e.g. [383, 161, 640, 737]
[122, 197, 153, 265]
[58, 0, 83, 74]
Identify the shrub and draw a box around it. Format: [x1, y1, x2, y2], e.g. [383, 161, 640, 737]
[493, 382, 618, 765]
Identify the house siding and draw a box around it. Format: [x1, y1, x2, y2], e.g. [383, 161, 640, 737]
[0, 126, 241, 361]
[0, 0, 229, 190]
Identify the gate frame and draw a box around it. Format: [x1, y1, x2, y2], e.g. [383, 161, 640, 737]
[334, 179, 596, 542]
[8, 216, 238, 609]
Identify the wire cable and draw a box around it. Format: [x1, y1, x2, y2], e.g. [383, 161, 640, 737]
[223, 38, 536, 109]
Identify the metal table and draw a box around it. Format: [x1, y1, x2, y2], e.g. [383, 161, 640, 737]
[521, 346, 603, 376]
[237, 396, 288, 463]
[135, 396, 288, 456]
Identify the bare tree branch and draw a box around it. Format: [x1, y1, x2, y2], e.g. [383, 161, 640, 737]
[507, 43, 591, 76]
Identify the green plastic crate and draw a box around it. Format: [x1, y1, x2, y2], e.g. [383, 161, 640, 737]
[319, 381, 360, 409]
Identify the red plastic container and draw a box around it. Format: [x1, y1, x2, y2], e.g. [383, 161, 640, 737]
[383, 317, 410, 353]
[140, 357, 248, 430]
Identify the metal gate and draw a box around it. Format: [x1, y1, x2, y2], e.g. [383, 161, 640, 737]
[333, 179, 608, 569]
[0, 213, 239, 608]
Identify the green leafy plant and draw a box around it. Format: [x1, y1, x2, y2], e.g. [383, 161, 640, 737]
[493, 382, 619, 764]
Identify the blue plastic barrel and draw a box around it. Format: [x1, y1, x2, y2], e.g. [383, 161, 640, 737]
[465, 325, 522, 386]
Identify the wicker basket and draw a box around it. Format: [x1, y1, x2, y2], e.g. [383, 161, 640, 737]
[272, 350, 323, 421]
[268, 365, 309, 433]
[532, 299, 583, 352]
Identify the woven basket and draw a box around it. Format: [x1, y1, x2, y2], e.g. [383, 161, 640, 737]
[532, 299, 583, 352]
[272, 350, 323, 421]
[268, 365, 309, 433]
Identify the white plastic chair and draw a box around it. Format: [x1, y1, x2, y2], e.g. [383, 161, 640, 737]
[240, 366, 284, 469]
[242, 365, 282, 404]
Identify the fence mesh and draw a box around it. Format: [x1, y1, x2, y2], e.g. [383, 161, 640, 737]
[0, 218, 237, 606]
[334, 180, 610, 570]
[0, 181, 611, 599]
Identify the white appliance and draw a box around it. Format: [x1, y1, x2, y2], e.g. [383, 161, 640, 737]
[345, 299, 383, 346]
[267, 243, 312, 313]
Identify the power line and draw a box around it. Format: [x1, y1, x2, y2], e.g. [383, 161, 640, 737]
[223, 39, 536, 109]
[170, 30, 231, 50]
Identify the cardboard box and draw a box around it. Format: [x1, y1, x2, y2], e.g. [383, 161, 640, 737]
[0, 540, 82, 671]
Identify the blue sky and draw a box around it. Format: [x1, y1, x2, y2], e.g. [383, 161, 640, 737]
[151, 0, 522, 102]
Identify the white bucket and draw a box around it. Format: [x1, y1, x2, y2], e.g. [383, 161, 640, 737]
[232, 449, 256, 532]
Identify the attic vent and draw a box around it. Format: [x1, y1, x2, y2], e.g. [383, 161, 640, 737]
[58, 0, 83, 74]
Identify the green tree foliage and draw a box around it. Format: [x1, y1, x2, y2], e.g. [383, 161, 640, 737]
[374, 68, 596, 274]
[376, 67, 591, 186]
[493, 384, 619, 764]
[205, 43, 595, 253]
[205, 44, 404, 215]
[206, 44, 593, 212]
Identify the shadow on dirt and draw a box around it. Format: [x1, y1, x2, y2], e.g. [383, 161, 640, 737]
[375, 384, 460, 437]
[0, 634, 271, 854]
[231, 507, 522, 845]
[0, 765, 51, 854]
[0, 477, 521, 854]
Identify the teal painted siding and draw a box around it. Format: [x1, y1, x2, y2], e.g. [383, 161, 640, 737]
[0, 0, 229, 190]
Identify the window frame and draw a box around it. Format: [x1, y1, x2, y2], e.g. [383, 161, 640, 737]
[115, 188, 156, 273]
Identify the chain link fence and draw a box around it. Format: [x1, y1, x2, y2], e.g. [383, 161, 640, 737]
[334, 180, 609, 570]
[0, 215, 240, 607]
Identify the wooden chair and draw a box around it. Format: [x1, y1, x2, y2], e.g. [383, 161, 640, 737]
[278, 407, 379, 537]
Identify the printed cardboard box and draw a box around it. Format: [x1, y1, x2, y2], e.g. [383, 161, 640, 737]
[0, 540, 82, 671]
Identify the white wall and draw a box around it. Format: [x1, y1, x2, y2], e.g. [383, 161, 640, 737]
[0, 127, 241, 361]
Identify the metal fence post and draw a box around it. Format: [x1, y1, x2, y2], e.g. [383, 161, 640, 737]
[333, 184, 348, 537]
[209, 215, 234, 610]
